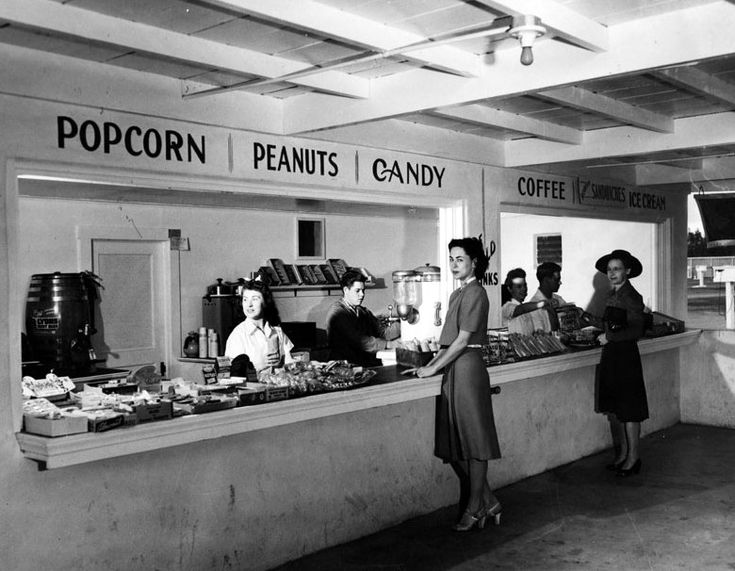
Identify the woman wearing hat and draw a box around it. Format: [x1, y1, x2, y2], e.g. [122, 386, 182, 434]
[593, 250, 648, 477]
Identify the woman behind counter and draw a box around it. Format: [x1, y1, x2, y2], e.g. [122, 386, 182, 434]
[225, 278, 294, 373]
[593, 250, 649, 477]
[407, 237, 502, 532]
[501, 268, 552, 330]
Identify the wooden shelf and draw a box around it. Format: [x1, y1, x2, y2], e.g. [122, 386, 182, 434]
[269, 283, 383, 297]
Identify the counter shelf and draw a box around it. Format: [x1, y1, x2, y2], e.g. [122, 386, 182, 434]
[15, 330, 700, 470]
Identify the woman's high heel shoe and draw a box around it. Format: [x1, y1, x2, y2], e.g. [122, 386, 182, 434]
[481, 502, 502, 528]
[452, 508, 484, 532]
[616, 458, 642, 477]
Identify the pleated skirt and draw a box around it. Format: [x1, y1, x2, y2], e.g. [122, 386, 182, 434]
[597, 340, 649, 422]
[435, 349, 501, 462]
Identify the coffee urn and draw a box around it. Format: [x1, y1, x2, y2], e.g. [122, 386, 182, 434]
[25, 271, 101, 375]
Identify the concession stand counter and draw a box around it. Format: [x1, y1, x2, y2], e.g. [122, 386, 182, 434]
[1, 73, 698, 570]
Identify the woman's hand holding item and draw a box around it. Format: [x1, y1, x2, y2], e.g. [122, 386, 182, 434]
[266, 335, 282, 367]
[265, 351, 281, 367]
[597, 333, 608, 345]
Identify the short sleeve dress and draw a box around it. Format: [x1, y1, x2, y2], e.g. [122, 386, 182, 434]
[434, 280, 502, 462]
[596, 280, 649, 422]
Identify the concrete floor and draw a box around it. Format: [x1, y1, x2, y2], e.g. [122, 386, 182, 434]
[274, 424, 735, 570]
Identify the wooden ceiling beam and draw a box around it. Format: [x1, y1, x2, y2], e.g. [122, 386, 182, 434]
[536, 86, 674, 133]
[504, 112, 735, 168]
[284, 2, 735, 133]
[653, 67, 735, 107]
[0, 0, 369, 98]
[431, 105, 582, 144]
[197, 0, 482, 77]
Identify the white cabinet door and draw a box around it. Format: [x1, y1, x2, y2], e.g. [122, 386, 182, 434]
[90, 239, 168, 369]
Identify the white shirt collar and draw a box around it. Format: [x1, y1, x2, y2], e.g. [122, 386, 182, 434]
[244, 319, 273, 336]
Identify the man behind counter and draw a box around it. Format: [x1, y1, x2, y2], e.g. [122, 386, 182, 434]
[326, 269, 399, 366]
[528, 261, 567, 332]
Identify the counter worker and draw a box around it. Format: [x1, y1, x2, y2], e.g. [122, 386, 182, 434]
[501, 268, 553, 333]
[527, 262, 566, 332]
[224, 278, 294, 373]
[326, 269, 399, 366]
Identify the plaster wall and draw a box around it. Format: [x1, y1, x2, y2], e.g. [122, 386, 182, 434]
[680, 330, 735, 428]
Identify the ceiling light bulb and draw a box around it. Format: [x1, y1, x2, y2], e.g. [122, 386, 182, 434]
[520, 46, 534, 66]
[509, 15, 546, 67]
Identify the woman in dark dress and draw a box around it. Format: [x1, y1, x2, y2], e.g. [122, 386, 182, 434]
[594, 249, 649, 477]
[405, 237, 502, 531]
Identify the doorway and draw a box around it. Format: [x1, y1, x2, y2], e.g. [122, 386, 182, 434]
[90, 238, 169, 369]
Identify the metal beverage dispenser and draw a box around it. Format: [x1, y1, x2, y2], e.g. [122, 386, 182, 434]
[25, 271, 101, 375]
[392, 264, 444, 343]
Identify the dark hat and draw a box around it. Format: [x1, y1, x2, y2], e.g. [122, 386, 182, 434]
[595, 249, 642, 278]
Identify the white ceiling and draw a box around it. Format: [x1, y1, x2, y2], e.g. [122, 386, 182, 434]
[2, 0, 735, 189]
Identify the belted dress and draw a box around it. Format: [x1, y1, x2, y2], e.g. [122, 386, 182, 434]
[434, 280, 501, 462]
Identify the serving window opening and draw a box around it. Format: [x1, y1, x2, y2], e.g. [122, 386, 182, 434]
[500, 212, 657, 319]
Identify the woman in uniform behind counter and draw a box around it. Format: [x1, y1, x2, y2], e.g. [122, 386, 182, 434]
[501, 268, 553, 332]
[225, 278, 294, 374]
[406, 237, 502, 532]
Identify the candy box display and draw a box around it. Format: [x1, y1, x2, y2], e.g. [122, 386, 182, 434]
[87, 412, 127, 433]
[133, 400, 173, 422]
[171, 394, 238, 414]
[257, 360, 375, 395]
[22, 398, 88, 437]
[238, 384, 268, 406]
[484, 330, 514, 365]
[22, 373, 75, 400]
[396, 348, 434, 368]
[23, 414, 87, 437]
[644, 311, 685, 337]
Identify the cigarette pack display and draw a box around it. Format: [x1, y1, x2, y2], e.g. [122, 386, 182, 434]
[319, 264, 339, 284]
[23, 414, 88, 437]
[328, 259, 349, 279]
[258, 266, 281, 286]
[269, 258, 292, 285]
[309, 265, 328, 284]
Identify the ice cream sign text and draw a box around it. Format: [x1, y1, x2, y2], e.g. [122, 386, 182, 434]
[371, 157, 446, 189]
